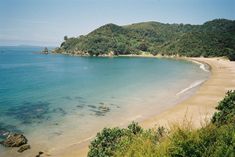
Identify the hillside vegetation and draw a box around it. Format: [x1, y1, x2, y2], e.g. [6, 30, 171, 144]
[88, 90, 235, 157]
[54, 19, 235, 60]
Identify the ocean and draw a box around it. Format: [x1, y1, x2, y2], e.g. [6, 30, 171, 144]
[0, 46, 209, 156]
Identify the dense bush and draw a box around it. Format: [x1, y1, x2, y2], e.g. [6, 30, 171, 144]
[212, 90, 235, 125]
[127, 121, 143, 135]
[88, 127, 126, 157]
[88, 91, 235, 157]
[166, 124, 235, 157]
[227, 51, 235, 61]
[88, 122, 144, 157]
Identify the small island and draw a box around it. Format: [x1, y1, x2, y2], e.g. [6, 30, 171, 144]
[42, 47, 49, 54]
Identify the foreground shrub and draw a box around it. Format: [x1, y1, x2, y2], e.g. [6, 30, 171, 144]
[167, 124, 235, 157]
[88, 91, 235, 157]
[212, 90, 235, 125]
[88, 122, 144, 157]
[115, 131, 159, 157]
[115, 127, 168, 157]
[127, 121, 143, 135]
[88, 127, 126, 157]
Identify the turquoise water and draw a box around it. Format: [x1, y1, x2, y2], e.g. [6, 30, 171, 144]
[0, 46, 209, 156]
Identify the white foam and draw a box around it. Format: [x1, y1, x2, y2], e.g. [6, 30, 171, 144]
[191, 60, 209, 72]
[176, 80, 205, 96]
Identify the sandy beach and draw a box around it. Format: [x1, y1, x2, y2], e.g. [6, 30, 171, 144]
[51, 57, 235, 157]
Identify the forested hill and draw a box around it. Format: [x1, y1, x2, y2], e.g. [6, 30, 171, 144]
[54, 19, 235, 60]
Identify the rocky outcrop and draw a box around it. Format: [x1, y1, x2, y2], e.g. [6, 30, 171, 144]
[17, 144, 31, 153]
[0, 133, 28, 147]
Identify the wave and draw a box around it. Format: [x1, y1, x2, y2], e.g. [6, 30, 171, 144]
[191, 60, 209, 72]
[176, 80, 205, 96]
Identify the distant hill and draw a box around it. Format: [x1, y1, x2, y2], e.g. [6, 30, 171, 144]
[54, 19, 235, 60]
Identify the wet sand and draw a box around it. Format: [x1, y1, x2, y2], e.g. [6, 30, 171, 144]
[51, 57, 235, 157]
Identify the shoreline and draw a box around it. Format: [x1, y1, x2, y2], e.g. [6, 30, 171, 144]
[141, 57, 235, 129]
[41, 57, 235, 157]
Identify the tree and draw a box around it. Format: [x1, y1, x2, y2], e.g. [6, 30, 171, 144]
[212, 90, 235, 125]
[114, 42, 127, 55]
[64, 36, 68, 41]
[88, 127, 126, 157]
[227, 50, 235, 61]
[55, 19, 235, 58]
[137, 42, 148, 51]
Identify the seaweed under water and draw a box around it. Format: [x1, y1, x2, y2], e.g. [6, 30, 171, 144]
[88, 103, 112, 116]
[5, 101, 51, 124]
[4, 101, 70, 126]
[51, 107, 67, 116]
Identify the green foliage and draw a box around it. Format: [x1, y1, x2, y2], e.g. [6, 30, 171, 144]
[155, 91, 235, 157]
[167, 124, 235, 157]
[227, 50, 235, 61]
[136, 42, 148, 51]
[157, 126, 166, 137]
[88, 127, 126, 157]
[212, 90, 235, 126]
[115, 130, 160, 157]
[55, 19, 235, 59]
[115, 126, 168, 157]
[127, 122, 143, 135]
[88, 91, 235, 157]
[88, 122, 146, 157]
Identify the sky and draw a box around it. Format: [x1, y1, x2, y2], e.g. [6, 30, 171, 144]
[0, 0, 234, 46]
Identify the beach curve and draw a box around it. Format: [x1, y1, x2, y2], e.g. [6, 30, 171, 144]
[142, 57, 235, 128]
[50, 57, 235, 157]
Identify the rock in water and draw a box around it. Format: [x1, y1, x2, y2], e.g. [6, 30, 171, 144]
[0, 133, 28, 147]
[17, 144, 31, 153]
[42, 47, 49, 54]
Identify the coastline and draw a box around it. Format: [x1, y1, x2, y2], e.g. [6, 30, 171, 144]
[51, 57, 235, 157]
[142, 57, 235, 128]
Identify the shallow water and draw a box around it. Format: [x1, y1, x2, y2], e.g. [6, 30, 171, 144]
[0, 46, 209, 156]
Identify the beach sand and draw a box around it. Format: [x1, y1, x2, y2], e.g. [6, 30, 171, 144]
[51, 57, 235, 157]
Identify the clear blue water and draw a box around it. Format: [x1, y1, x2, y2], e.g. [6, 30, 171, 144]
[0, 46, 209, 155]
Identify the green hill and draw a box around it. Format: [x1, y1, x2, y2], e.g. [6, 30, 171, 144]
[54, 19, 235, 60]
